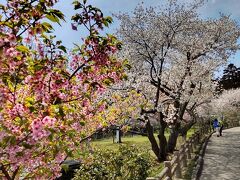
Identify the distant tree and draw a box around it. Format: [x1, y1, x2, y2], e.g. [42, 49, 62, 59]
[218, 63, 240, 90]
[209, 88, 240, 126]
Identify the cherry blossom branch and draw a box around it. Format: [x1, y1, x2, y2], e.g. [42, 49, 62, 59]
[17, 18, 40, 37]
[68, 63, 86, 80]
[4, 0, 38, 23]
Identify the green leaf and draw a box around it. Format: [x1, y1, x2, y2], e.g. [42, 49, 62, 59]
[58, 106, 65, 117]
[16, 45, 29, 53]
[116, 42, 122, 50]
[80, 121, 85, 126]
[46, 14, 60, 25]
[56, 40, 62, 45]
[16, 151, 24, 157]
[29, 106, 35, 113]
[41, 22, 54, 32]
[105, 16, 113, 23]
[58, 45, 67, 53]
[73, 1, 82, 10]
[65, 149, 74, 157]
[103, 78, 114, 86]
[22, 142, 34, 149]
[102, 20, 109, 27]
[0, 4, 5, 10]
[61, 164, 69, 173]
[34, 64, 43, 71]
[48, 9, 65, 21]
[122, 73, 128, 80]
[25, 97, 34, 104]
[9, 136, 16, 145]
[123, 59, 131, 70]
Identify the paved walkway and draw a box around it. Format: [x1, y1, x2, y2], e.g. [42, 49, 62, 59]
[200, 127, 240, 180]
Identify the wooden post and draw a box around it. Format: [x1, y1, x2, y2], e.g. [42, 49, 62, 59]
[189, 140, 193, 153]
[197, 131, 201, 143]
[192, 135, 197, 149]
[199, 128, 202, 140]
[186, 146, 191, 159]
[195, 134, 198, 147]
[181, 145, 187, 167]
[164, 161, 172, 180]
[173, 151, 182, 178]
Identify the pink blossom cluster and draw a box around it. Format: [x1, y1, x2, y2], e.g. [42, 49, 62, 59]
[0, 34, 16, 46]
[31, 116, 56, 140]
[11, 103, 26, 116]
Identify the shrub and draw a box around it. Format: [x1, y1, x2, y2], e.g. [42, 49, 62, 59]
[73, 145, 153, 180]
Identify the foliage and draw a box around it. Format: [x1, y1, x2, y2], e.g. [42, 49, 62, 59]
[73, 145, 153, 180]
[0, 0, 125, 179]
[217, 63, 240, 91]
[98, 90, 149, 127]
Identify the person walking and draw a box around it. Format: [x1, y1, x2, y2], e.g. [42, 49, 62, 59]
[219, 119, 224, 136]
[213, 118, 220, 137]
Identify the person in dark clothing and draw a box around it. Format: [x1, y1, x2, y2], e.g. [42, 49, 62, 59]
[219, 120, 224, 136]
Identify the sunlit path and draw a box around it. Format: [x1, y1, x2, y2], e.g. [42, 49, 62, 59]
[200, 127, 240, 180]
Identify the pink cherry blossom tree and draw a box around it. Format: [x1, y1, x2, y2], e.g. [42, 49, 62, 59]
[0, 0, 125, 179]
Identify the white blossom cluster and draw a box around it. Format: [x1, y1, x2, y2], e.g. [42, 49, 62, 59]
[211, 88, 240, 114]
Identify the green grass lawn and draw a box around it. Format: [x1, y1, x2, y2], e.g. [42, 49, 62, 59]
[91, 128, 196, 150]
[91, 134, 158, 151]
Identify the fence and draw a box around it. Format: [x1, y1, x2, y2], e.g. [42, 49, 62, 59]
[146, 130, 202, 180]
[146, 121, 240, 180]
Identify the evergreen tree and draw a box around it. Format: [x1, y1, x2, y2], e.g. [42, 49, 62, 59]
[218, 63, 240, 90]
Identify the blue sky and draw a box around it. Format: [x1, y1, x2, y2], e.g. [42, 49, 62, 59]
[53, 0, 240, 69]
[0, 0, 240, 69]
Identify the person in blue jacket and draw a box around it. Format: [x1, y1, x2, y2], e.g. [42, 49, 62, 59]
[213, 118, 220, 137]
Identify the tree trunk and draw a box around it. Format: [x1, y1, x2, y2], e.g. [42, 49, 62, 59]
[145, 120, 162, 161]
[158, 115, 168, 160]
[166, 100, 189, 153]
[167, 123, 180, 153]
[179, 120, 196, 137]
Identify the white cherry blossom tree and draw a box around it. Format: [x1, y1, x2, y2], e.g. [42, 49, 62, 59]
[115, 0, 240, 159]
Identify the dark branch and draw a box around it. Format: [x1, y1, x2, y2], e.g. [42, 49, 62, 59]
[68, 63, 86, 80]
